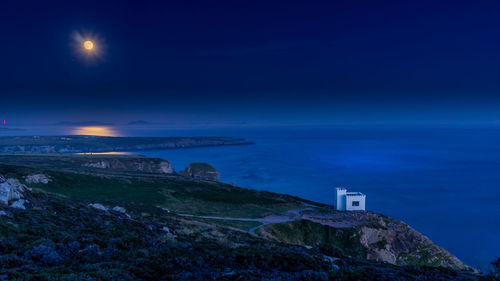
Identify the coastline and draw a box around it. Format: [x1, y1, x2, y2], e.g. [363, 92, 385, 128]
[0, 135, 255, 154]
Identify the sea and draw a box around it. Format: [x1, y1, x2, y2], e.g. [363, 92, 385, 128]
[1, 125, 499, 270]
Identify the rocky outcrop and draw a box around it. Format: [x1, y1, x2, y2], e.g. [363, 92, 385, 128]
[90, 203, 108, 211]
[82, 158, 174, 174]
[180, 163, 221, 181]
[84, 161, 111, 169]
[358, 220, 468, 269]
[257, 212, 471, 271]
[25, 174, 51, 184]
[159, 161, 174, 173]
[0, 176, 27, 209]
[112, 206, 126, 213]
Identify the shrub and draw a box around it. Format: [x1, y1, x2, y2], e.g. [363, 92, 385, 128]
[491, 258, 500, 280]
[24, 245, 63, 266]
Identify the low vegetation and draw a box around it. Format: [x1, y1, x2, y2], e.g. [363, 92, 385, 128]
[0, 162, 309, 218]
[0, 155, 497, 280]
[0, 186, 489, 280]
[257, 220, 368, 258]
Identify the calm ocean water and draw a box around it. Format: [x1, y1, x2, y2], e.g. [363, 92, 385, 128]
[1, 125, 499, 269]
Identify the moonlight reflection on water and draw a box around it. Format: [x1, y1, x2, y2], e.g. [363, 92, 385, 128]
[70, 126, 120, 137]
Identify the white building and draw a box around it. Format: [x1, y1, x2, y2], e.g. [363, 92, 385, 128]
[334, 187, 366, 211]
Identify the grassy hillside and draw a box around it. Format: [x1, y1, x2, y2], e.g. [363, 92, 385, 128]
[0, 161, 310, 218]
[0, 154, 172, 176]
[0, 181, 486, 280]
[0, 155, 480, 274]
[257, 220, 367, 258]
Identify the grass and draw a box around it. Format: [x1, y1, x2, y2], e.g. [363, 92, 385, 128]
[0, 154, 165, 176]
[0, 161, 305, 218]
[0, 189, 482, 280]
[0, 156, 485, 279]
[373, 238, 388, 250]
[257, 219, 368, 258]
[396, 243, 456, 268]
[191, 218, 262, 231]
[184, 163, 217, 173]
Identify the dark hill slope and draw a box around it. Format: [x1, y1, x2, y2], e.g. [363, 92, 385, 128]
[0, 179, 485, 280]
[0, 160, 311, 218]
[0, 155, 481, 274]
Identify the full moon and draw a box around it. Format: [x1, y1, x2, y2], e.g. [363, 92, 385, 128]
[83, 40, 94, 50]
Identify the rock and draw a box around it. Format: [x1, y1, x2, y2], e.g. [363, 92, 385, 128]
[10, 199, 26, 210]
[90, 203, 108, 211]
[0, 182, 10, 205]
[260, 212, 471, 271]
[0, 177, 26, 207]
[0, 175, 5, 183]
[357, 221, 470, 270]
[84, 160, 110, 169]
[180, 163, 221, 182]
[159, 161, 174, 174]
[162, 226, 170, 233]
[112, 206, 126, 213]
[0, 210, 7, 216]
[81, 158, 174, 174]
[323, 256, 341, 270]
[25, 174, 51, 184]
[323, 256, 341, 263]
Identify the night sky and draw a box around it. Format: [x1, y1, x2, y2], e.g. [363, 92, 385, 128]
[1, 0, 499, 126]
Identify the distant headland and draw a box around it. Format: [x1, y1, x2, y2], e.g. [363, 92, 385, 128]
[0, 135, 254, 154]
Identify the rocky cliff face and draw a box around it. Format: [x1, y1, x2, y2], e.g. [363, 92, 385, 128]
[0, 155, 175, 175]
[358, 219, 467, 269]
[358, 221, 467, 269]
[82, 158, 174, 174]
[180, 163, 221, 181]
[257, 211, 471, 271]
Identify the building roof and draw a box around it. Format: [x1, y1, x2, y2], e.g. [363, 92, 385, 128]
[346, 192, 365, 196]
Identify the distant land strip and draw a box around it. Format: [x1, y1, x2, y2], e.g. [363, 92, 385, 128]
[0, 136, 255, 154]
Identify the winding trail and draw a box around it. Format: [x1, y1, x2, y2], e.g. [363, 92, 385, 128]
[178, 208, 310, 233]
[177, 207, 368, 232]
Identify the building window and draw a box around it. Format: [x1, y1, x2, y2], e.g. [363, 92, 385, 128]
[352, 201, 360, 206]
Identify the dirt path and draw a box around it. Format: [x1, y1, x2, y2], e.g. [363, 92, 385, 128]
[178, 208, 311, 233]
[177, 207, 369, 232]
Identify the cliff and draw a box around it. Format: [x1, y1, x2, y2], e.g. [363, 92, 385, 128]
[81, 157, 174, 174]
[179, 162, 221, 181]
[256, 211, 469, 270]
[0, 154, 174, 175]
